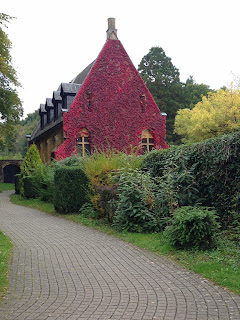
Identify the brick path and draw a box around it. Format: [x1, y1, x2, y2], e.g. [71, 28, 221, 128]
[0, 190, 239, 320]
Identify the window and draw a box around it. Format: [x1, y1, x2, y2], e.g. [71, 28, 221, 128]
[76, 129, 91, 156]
[141, 130, 154, 153]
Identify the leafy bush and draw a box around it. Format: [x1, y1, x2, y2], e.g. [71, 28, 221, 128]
[23, 176, 38, 199]
[31, 164, 55, 202]
[15, 174, 21, 194]
[54, 154, 83, 167]
[164, 206, 219, 250]
[81, 149, 143, 186]
[79, 203, 98, 219]
[142, 132, 240, 228]
[20, 144, 42, 196]
[113, 169, 159, 233]
[54, 167, 91, 214]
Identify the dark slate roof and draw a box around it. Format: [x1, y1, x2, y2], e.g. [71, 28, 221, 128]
[45, 98, 54, 109]
[53, 91, 62, 102]
[39, 104, 47, 114]
[71, 60, 95, 84]
[60, 83, 81, 96]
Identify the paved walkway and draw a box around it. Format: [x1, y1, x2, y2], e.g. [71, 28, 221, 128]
[0, 191, 239, 320]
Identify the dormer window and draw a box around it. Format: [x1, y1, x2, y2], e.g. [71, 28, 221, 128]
[76, 129, 91, 156]
[141, 130, 154, 153]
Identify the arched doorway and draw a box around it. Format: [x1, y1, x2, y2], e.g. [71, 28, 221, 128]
[3, 164, 21, 183]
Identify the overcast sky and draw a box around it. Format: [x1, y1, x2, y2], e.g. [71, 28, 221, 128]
[2, 0, 240, 117]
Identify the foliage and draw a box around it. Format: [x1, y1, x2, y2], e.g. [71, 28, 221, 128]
[14, 174, 20, 194]
[138, 46, 183, 144]
[31, 164, 55, 202]
[164, 206, 219, 250]
[0, 230, 12, 299]
[23, 175, 38, 199]
[21, 144, 42, 177]
[138, 48, 214, 145]
[113, 169, 160, 233]
[54, 167, 91, 214]
[183, 76, 214, 109]
[79, 203, 98, 219]
[142, 132, 240, 228]
[0, 182, 14, 193]
[81, 149, 143, 186]
[0, 13, 23, 151]
[54, 154, 83, 167]
[55, 39, 168, 160]
[175, 87, 240, 143]
[20, 144, 42, 196]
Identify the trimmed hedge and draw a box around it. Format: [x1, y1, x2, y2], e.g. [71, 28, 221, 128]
[142, 132, 240, 227]
[15, 174, 21, 194]
[54, 167, 90, 214]
[23, 176, 39, 199]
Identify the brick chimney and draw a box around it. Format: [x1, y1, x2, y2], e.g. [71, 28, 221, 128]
[106, 18, 118, 40]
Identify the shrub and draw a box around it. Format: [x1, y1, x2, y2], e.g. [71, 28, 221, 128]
[113, 169, 159, 233]
[79, 203, 98, 219]
[142, 132, 240, 229]
[23, 175, 39, 199]
[164, 206, 219, 250]
[54, 167, 91, 214]
[20, 144, 42, 196]
[15, 174, 21, 194]
[31, 164, 54, 202]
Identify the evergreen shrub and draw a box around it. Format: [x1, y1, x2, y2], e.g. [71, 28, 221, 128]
[164, 206, 219, 250]
[142, 132, 240, 228]
[54, 167, 90, 214]
[15, 174, 21, 194]
[23, 175, 38, 199]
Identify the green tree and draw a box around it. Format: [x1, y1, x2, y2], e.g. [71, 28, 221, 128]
[0, 13, 23, 150]
[21, 144, 42, 177]
[175, 87, 240, 143]
[138, 47, 184, 144]
[183, 76, 214, 109]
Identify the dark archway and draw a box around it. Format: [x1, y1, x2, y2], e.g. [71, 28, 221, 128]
[3, 165, 21, 183]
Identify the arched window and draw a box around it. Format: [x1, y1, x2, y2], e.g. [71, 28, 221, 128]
[141, 130, 154, 153]
[76, 129, 91, 156]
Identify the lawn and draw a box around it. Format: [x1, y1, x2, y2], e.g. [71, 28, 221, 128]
[0, 183, 14, 299]
[10, 193, 240, 295]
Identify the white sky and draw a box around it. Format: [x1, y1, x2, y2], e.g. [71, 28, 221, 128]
[2, 0, 240, 117]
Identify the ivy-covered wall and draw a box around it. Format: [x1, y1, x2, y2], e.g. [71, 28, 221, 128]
[55, 39, 168, 159]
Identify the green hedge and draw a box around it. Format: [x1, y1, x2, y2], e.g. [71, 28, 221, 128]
[142, 132, 240, 227]
[54, 167, 91, 214]
[15, 174, 21, 194]
[23, 176, 39, 199]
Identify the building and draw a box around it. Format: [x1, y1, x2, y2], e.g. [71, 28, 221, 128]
[30, 18, 168, 162]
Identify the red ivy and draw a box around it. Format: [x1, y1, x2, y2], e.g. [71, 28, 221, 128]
[55, 39, 168, 159]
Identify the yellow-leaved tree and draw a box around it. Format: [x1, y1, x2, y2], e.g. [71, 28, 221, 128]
[174, 87, 240, 143]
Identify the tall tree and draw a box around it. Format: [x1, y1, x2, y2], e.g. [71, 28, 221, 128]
[183, 76, 214, 109]
[138, 47, 184, 144]
[175, 87, 240, 143]
[0, 13, 23, 150]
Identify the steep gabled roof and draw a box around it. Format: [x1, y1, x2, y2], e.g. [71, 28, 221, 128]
[55, 38, 168, 159]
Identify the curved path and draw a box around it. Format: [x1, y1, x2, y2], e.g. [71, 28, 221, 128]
[0, 191, 239, 320]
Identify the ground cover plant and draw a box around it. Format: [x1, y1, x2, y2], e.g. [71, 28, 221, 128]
[0, 231, 12, 299]
[0, 183, 14, 192]
[0, 183, 14, 299]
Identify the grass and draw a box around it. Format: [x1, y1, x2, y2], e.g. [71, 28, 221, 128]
[0, 183, 14, 193]
[0, 183, 14, 299]
[0, 231, 13, 299]
[10, 194, 240, 295]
